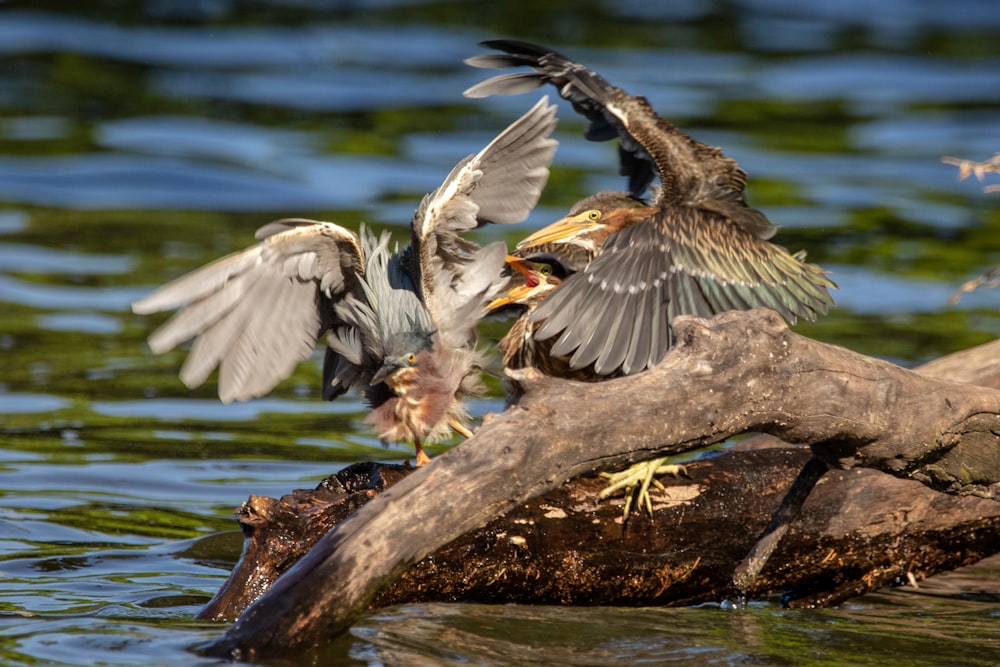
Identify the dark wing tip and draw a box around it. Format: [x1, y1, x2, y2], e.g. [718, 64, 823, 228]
[477, 39, 557, 56]
[466, 39, 657, 199]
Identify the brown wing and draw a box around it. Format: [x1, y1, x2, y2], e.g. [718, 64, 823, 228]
[465, 39, 776, 239]
[529, 208, 836, 376]
[132, 219, 365, 403]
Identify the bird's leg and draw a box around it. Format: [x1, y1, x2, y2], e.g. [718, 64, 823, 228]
[448, 419, 475, 440]
[412, 422, 472, 468]
[413, 438, 431, 467]
[599, 458, 688, 518]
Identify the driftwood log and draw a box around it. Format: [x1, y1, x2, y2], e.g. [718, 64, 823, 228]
[200, 309, 1000, 661]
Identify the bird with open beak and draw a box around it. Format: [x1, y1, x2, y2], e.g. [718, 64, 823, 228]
[469, 40, 835, 510]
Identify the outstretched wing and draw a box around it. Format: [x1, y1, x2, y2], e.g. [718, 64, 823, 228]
[465, 39, 775, 239]
[529, 207, 835, 376]
[132, 219, 365, 403]
[410, 95, 558, 346]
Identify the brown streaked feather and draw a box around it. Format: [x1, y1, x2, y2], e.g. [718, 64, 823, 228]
[366, 341, 479, 445]
[499, 314, 606, 381]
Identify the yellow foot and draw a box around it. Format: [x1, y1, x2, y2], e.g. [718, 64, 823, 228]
[414, 441, 432, 467]
[448, 418, 475, 440]
[599, 458, 688, 518]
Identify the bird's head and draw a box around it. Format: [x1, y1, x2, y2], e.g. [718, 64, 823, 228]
[370, 330, 435, 387]
[515, 190, 647, 252]
[488, 253, 570, 311]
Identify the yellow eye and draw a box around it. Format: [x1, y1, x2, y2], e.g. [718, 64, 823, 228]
[405, 353, 416, 364]
[586, 209, 601, 222]
[538, 263, 553, 276]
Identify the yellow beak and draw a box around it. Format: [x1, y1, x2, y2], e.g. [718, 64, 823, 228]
[488, 284, 541, 311]
[487, 256, 541, 311]
[516, 212, 601, 249]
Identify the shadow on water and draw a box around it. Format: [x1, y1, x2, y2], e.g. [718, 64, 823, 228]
[1, 1, 999, 664]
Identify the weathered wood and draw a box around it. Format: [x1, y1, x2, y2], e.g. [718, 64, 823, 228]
[197, 462, 412, 622]
[731, 455, 829, 593]
[201, 309, 1000, 660]
[915, 338, 1000, 388]
[201, 445, 1000, 624]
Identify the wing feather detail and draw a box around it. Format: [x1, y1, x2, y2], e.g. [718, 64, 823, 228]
[132, 220, 365, 401]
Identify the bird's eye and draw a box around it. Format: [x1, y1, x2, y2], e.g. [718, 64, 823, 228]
[586, 209, 601, 222]
[538, 263, 553, 276]
[405, 353, 416, 364]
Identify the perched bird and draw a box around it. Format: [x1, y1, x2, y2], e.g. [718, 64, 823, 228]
[132, 97, 558, 466]
[467, 40, 835, 377]
[468, 40, 835, 510]
[488, 253, 579, 379]
[489, 252, 686, 516]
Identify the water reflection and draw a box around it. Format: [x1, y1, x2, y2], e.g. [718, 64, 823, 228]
[0, 243, 133, 274]
[339, 583, 1000, 666]
[0, 274, 137, 310]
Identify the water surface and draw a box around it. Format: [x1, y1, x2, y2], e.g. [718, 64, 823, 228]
[2, 1, 999, 664]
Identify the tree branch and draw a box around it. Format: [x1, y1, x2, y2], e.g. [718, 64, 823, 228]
[201, 308, 1000, 660]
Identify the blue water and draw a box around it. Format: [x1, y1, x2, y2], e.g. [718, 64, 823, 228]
[1, 1, 999, 664]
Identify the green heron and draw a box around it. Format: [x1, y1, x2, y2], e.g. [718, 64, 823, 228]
[488, 252, 684, 515]
[488, 253, 581, 379]
[470, 40, 835, 510]
[132, 97, 558, 466]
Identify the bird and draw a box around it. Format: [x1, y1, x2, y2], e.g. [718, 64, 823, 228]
[468, 40, 836, 376]
[132, 97, 559, 466]
[487, 253, 579, 380]
[487, 251, 684, 516]
[468, 40, 835, 511]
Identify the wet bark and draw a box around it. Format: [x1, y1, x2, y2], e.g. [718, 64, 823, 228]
[199, 309, 1000, 661]
[201, 448, 1000, 623]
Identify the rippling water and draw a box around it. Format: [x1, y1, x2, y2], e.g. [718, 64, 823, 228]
[2, 1, 1000, 665]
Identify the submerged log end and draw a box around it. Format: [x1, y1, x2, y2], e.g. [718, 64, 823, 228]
[197, 462, 411, 621]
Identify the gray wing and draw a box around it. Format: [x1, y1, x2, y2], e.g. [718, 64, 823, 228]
[410, 96, 558, 346]
[530, 209, 836, 376]
[132, 219, 365, 403]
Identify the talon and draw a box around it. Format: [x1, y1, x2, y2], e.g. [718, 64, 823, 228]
[599, 458, 687, 519]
